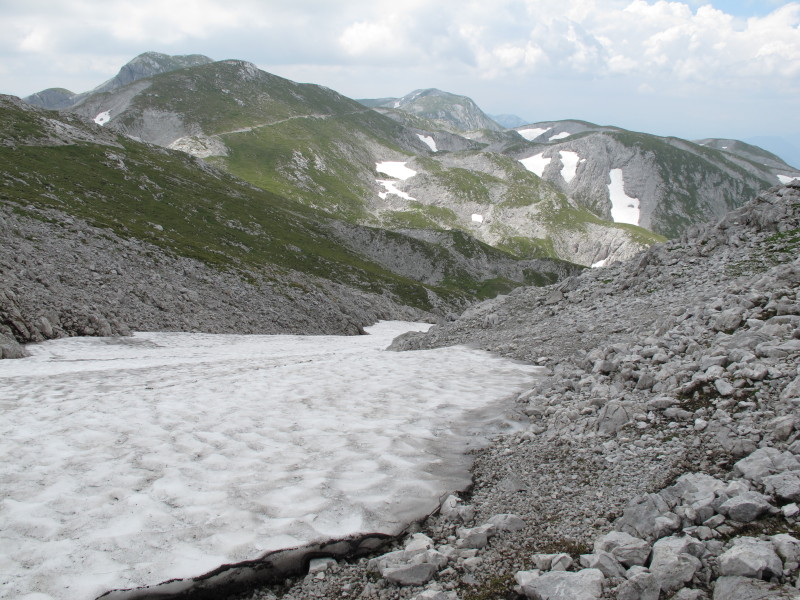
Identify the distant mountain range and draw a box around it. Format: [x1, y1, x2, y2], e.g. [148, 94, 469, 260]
[17, 52, 800, 270]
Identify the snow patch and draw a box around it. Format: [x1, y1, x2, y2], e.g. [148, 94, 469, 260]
[519, 153, 551, 178]
[548, 131, 570, 141]
[377, 180, 416, 201]
[94, 111, 111, 126]
[376, 161, 417, 180]
[778, 174, 800, 184]
[607, 169, 640, 226]
[518, 127, 550, 141]
[591, 258, 610, 268]
[471, 213, 483, 223]
[559, 151, 580, 183]
[417, 134, 437, 152]
[0, 323, 541, 600]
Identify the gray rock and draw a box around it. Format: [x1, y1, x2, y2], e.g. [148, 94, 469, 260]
[579, 551, 627, 578]
[455, 524, 495, 549]
[598, 401, 631, 435]
[713, 576, 799, 600]
[717, 537, 783, 579]
[594, 531, 651, 567]
[440, 494, 475, 523]
[515, 568, 605, 600]
[382, 563, 437, 586]
[770, 533, 800, 564]
[733, 447, 800, 484]
[763, 471, 800, 502]
[487, 513, 526, 531]
[0, 332, 27, 359]
[672, 589, 708, 600]
[616, 571, 659, 600]
[717, 491, 774, 523]
[615, 493, 677, 541]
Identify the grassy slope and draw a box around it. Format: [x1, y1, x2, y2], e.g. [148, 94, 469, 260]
[0, 100, 476, 310]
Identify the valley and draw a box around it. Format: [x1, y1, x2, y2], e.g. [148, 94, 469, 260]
[2, 51, 800, 600]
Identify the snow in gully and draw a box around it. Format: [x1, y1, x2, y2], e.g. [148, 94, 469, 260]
[0, 321, 541, 600]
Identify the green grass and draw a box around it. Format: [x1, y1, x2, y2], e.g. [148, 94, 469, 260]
[0, 125, 465, 311]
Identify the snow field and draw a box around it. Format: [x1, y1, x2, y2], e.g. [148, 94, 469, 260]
[778, 174, 800, 184]
[471, 213, 484, 223]
[0, 322, 541, 600]
[548, 131, 570, 141]
[93, 111, 111, 126]
[607, 168, 641, 226]
[559, 151, 581, 183]
[517, 127, 549, 141]
[519, 153, 551, 178]
[417, 134, 437, 152]
[376, 161, 418, 201]
[376, 161, 417, 180]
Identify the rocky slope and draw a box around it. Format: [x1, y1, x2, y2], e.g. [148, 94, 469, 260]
[205, 182, 800, 600]
[511, 122, 800, 239]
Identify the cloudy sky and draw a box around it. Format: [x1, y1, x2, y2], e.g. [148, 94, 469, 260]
[1, 0, 799, 153]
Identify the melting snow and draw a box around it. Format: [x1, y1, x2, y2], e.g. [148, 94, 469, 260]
[607, 169, 640, 226]
[417, 134, 437, 152]
[517, 127, 550, 141]
[376, 161, 417, 180]
[94, 111, 111, 126]
[0, 322, 541, 600]
[548, 131, 570, 141]
[778, 174, 800, 184]
[472, 213, 484, 223]
[519, 153, 551, 178]
[591, 258, 610, 268]
[377, 180, 416, 201]
[559, 151, 581, 184]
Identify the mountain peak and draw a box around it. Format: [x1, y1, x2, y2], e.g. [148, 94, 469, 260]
[372, 88, 504, 133]
[92, 52, 214, 95]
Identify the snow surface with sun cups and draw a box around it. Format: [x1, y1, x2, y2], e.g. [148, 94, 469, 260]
[0, 321, 541, 600]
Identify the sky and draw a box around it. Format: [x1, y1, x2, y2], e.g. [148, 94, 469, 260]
[1, 0, 799, 147]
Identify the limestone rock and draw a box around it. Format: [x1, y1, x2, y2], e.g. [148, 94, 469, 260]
[717, 491, 774, 523]
[713, 576, 799, 600]
[516, 568, 605, 600]
[616, 571, 659, 600]
[593, 531, 651, 567]
[717, 537, 782, 579]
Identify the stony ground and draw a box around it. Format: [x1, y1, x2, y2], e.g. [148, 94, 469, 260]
[214, 182, 800, 600]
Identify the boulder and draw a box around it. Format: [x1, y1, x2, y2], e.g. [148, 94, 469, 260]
[593, 531, 651, 567]
[455, 524, 495, 549]
[579, 551, 627, 578]
[770, 533, 800, 564]
[0, 332, 27, 359]
[382, 563, 437, 586]
[717, 491, 774, 523]
[763, 471, 800, 502]
[615, 493, 678, 541]
[616, 570, 659, 600]
[487, 513, 526, 532]
[597, 401, 632, 435]
[440, 494, 474, 522]
[515, 569, 605, 600]
[733, 448, 800, 484]
[713, 576, 799, 600]
[648, 535, 704, 595]
[718, 537, 782, 579]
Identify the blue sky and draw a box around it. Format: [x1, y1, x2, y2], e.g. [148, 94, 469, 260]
[1, 0, 798, 157]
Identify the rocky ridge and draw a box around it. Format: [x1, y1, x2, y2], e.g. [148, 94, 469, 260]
[0, 203, 429, 359]
[220, 182, 800, 600]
